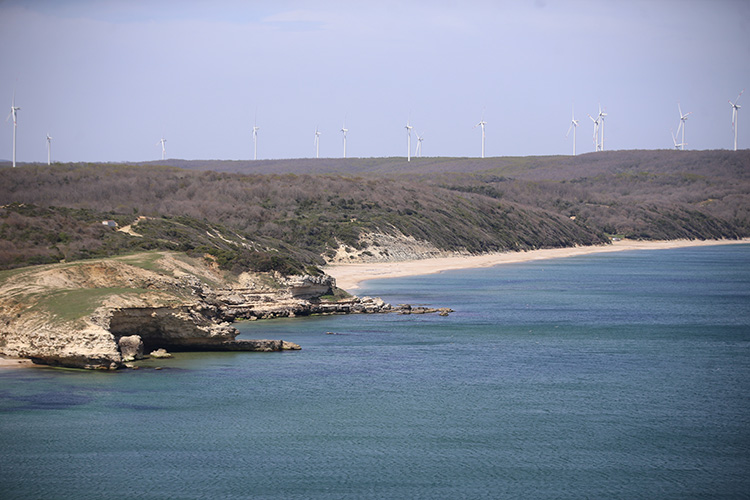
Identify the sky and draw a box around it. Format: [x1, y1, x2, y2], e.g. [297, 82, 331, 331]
[1, 0, 749, 163]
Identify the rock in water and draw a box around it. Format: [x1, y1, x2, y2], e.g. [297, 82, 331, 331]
[149, 348, 173, 359]
[118, 335, 144, 362]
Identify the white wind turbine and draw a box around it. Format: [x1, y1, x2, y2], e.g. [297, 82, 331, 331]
[314, 126, 321, 158]
[340, 119, 348, 158]
[6, 91, 20, 167]
[588, 111, 600, 152]
[729, 89, 744, 151]
[677, 103, 692, 151]
[597, 104, 607, 151]
[156, 136, 167, 160]
[566, 105, 579, 155]
[474, 113, 487, 158]
[405, 120, 413, 162]
[415, 131, 424, 158]
[46, 133, 52, 165]
[670, 128, 685, 150]
[252, 117, 260, 160]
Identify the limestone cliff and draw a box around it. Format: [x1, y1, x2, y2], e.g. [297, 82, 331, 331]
[0, 253, 319, 370]
[327, 230, 472, 264]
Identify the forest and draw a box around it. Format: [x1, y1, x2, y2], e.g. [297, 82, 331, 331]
[1, 149, 748, 273]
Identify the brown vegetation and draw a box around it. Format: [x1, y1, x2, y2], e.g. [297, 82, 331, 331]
[1, 150, 748, 272]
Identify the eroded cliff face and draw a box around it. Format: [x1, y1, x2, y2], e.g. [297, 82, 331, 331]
[0, 251, 441, 370]
[0, 253, 311, 370]
[107, 306, 236, 351]
[327, 230, 471, 264]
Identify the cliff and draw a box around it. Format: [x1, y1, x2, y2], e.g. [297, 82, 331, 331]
[0, 252, 352, 370]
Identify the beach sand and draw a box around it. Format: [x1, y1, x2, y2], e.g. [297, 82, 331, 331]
[324, 239, 750, 291]
[0, 355, 35, 369]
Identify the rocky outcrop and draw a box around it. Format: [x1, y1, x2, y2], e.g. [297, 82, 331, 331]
[107, 306, 236, 351]
[284, 274, 335, 299]
[118, 335, 144, 361]
[328, 231, 470, 264]
[216, 295, 410, 321]
[0, 253, 309, 370]
[0, 252, 447, 370]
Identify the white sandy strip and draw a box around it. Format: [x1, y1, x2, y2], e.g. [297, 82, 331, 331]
[0, 356, 35, 369]
[324, 239, 750, 291]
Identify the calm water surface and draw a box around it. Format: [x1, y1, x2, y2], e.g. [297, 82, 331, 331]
[1, 245, 749, 499]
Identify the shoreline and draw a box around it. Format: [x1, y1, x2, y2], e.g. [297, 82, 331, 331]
[0, 355, 36, 370]
[324, 239, 750, 291]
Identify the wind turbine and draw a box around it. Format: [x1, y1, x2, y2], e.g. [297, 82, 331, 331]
[474, 113, 487, 158]
[314, 126, 321, 158]
[588, 111, 600, 152]
[670, 128, 685, 150]
[405, 120, 413, 161]
[415, 132, 424, 158]
[156, 137, 167, 160]
[729, 89, 744, 151]
[6, 91, 20, 167]
[340, 119, 348, 158]
[566, 105, 579, 155]
[677, 103, 692, 150]
[597, 104, 607, 151]
[252, 117, 260, 160]
[46, 133, 52, 165]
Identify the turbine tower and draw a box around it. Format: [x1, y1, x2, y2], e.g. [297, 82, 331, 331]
[566, 105, 579, 155]
[314, 126, 321, 158]
[730, 89, 744, 151]
[157, 137, 167, 160]
[340, 120, 348, 158]
[597, 104, 607, 151]
[677, 103, 692, 151]
[474, 114, 487, 158]
[670, 128, 685, 150]
[46, 133, 52, 165]
[405, 120, 413, 162]
[588, 112, 600, 152]
[415, 132, 424, 158]
[6, 91, 20, 167]
[252, 119, 260, 160]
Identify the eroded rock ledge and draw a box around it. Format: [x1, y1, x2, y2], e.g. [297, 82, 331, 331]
[0, 253, 449, 370]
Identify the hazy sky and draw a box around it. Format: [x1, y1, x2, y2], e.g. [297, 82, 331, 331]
[1, 0, 749, 162]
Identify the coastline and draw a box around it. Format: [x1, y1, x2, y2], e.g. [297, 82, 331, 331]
[324, 239, 750, 291]
[0, 355, 35, 370]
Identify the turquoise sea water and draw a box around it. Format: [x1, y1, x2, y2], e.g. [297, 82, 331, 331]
[1, 244, 749, 499]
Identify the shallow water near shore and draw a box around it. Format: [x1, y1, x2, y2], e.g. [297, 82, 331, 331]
[2, 244, 749, 498]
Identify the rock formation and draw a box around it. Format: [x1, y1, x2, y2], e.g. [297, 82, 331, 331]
[118, 335, 144, 361]
[0, 252, 439, 370]
[0, 253, 310, 369]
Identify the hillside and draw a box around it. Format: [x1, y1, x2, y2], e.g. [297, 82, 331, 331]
[1, 150, 748, 273]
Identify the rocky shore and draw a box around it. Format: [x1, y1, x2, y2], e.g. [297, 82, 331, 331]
[0, 252, 449, 370]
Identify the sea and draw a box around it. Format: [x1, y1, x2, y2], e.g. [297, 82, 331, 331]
[1, 244, 749, 499]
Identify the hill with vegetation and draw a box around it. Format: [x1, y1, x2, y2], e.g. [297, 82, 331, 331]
[1, 150, 748, 273]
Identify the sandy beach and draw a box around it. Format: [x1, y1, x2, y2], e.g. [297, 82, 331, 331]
[324, 239, 750, 291]
[0, 355, 35, 369]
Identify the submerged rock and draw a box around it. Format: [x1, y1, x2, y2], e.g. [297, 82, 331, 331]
[149, 348, 172, 359]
